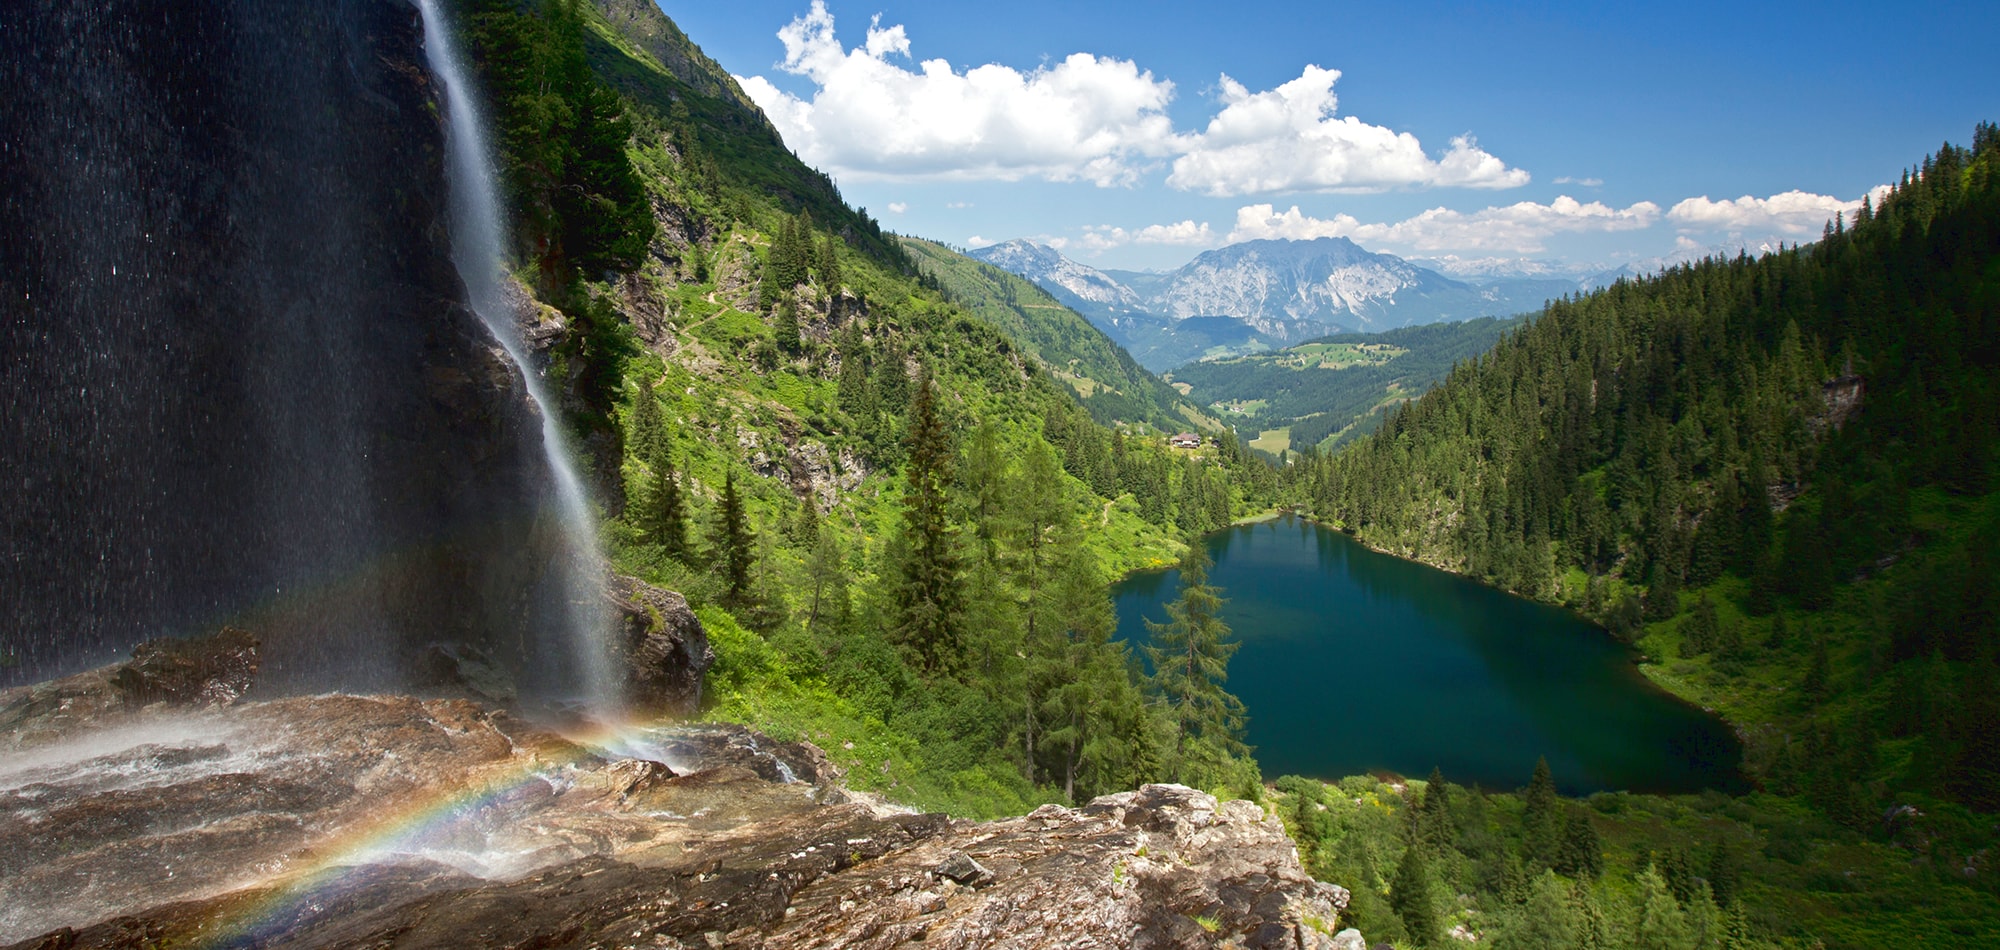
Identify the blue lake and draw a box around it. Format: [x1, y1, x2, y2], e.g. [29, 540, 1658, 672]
[1112, 515, 1746, 795]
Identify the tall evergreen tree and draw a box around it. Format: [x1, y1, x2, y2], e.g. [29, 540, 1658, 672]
[646, 443, 690, 562]
[1554, 807, 1604, 879]
[1523, 756, 1562, 867]
[1144, 545, 1248, 783]
[707, 469, 756, 612]
[1419, 767, 1455, 853]
[628, 375, 664, 462]
[1390, 839, 1443, 949]
[892, 371, 965, 673]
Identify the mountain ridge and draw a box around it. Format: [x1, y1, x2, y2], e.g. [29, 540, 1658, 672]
[971, 236, 1577, 370]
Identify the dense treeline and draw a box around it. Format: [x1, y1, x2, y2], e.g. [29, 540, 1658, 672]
[1296, 128, 2000, 818]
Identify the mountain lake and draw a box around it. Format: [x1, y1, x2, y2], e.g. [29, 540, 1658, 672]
[1113, 513, 1746, 795]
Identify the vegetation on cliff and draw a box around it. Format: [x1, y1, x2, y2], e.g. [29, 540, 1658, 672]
[448, 0, 1274, 817]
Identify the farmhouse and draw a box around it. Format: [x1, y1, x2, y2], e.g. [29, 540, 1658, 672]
[1170, 432, 1202, 449]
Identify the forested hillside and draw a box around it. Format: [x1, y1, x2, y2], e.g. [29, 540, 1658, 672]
[1290, 117, 1994, 843]
[446, 0, 1279, 815]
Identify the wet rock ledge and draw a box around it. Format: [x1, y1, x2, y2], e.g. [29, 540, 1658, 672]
[1, 635, 1346, 950]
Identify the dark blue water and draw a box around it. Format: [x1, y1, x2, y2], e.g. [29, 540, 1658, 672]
[1113, 515, 1745, 795]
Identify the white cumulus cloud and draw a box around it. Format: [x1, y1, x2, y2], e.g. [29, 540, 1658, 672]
[887, 201, 908, 214]
[1167, 67, 1529, 197]
[1228, 196, 1659, 253]
[1667, 187, 1890, 238]
[737, 6, 1528, 197]
[736, 1, 1178, 185]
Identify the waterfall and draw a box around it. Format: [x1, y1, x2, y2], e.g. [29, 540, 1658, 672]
[415, 0, 619, 712]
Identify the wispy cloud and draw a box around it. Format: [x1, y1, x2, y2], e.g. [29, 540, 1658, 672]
[1228, 196, 1658, 252]
[1552, 175, 1603, 187]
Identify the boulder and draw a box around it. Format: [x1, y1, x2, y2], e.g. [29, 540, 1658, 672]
[609, 574, 715, 715]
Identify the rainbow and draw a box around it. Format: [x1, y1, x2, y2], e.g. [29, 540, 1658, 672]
[187, 715, 660, 948]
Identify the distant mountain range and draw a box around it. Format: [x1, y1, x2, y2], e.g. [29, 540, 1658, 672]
[971, 237, 1640, 370]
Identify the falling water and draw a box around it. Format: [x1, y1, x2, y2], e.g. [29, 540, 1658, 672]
[416, 0, 619, 711]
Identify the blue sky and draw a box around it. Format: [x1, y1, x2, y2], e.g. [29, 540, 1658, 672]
[659, 0, 1998, 272]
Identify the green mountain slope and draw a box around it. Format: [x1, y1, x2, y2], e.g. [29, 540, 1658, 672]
[900, 237, 1221, 434]
[449, 0, 1279, 817]
[1166, 317, 1519, 457]
[1288, 127, 2000, 945]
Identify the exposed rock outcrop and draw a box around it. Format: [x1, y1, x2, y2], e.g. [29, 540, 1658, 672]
[610, 574, 715, 715]
[3, 669, 1343, 949]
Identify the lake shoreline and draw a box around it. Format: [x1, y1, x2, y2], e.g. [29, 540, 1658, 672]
[1111, 515, 1747, 795]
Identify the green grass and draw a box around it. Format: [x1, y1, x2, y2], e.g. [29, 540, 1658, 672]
[1249, 428, 1291, 456]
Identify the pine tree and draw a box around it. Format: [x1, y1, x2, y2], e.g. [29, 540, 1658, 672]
[775, 298, 801, 355]
[817, 233, 842, 291]
[628, 375, 664, 462]
[1419, 767, 1455, 853]
[646, 443, 690, 562]
[1144, 545, 1248, 783]
[707, 469, 756, 613]
[1390, 840, 1442, 949]
[788, 492, 820, 549]
[891, 371, 965, 673]
[1554, 807, 1603, 879]
[1523, 756, 1562, 867]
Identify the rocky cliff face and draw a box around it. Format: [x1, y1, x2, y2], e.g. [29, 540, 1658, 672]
[1, 642, 1345, 950]
[0, 1, 574, 692]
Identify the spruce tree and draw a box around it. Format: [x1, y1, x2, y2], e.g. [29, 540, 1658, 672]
[891, 371, 965, 673]
[817, 233, 841, 291]
[1419, 767, 1455, 853]
[1523, 756, 1562, 867]
[1390, 840, 1442, 948]
[775, 298, 802, 355]
[707, 469, 756, 612]
[1144, 544, 1248, 783]
[1554, 807, 1603, 879]
[646, 443, 690, 562]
